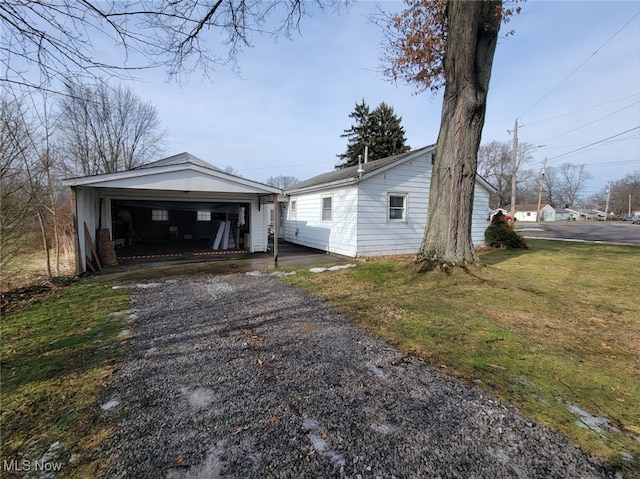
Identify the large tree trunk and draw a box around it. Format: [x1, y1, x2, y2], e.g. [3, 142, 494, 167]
[416, 0, 502, 271]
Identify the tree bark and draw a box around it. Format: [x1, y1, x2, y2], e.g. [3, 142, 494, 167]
[416, 0, 502, 271]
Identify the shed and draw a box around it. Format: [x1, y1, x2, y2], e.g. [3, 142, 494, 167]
[282, 145, 496, 257]
[64, 153, 281, 272]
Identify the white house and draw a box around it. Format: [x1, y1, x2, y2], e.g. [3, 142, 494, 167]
[555, 208, 578, 221]
[282, 145, 496, 258]
[64, 153, 280, 272]
[513, 204, 556, 222]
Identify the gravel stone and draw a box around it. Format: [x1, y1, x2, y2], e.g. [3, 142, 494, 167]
[98, 274, 618, 479]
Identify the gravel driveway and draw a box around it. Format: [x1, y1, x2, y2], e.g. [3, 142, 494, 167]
[98, 273, 616, 478]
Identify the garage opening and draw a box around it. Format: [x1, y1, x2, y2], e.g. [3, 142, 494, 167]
[111, 200, 251, 262]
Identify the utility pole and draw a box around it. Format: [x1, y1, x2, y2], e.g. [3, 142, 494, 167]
[509, 119, 518, 226]
[604, 182, 611, 221]
[629, 194, 632, 216]
[536, 158, 546, 222]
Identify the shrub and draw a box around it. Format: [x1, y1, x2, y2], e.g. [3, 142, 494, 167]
[485, 211, 528, 249]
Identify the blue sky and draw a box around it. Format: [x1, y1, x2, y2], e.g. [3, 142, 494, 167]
[128, 1, 640, 197]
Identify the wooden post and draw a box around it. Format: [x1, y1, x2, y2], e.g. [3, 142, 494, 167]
[84, 222, 102, 270]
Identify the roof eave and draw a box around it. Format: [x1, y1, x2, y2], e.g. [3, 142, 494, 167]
[285, 176, 358, 195]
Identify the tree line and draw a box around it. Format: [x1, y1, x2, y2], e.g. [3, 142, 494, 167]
[0, 83, 166, 276]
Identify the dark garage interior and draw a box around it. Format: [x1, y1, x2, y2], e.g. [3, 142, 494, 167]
[111, 199, 252, 262]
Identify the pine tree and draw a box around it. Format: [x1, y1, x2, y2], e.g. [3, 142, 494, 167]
[336, 100, 410, 169]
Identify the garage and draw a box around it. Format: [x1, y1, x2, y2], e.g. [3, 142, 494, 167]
[64, 153, 281, 272]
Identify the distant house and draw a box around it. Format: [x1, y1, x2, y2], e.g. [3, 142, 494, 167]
[555, 208, 577, 221]
[282, 145, 496, 258]
[514, 204, 556, 222]
[490, 208, 511, 221]
[580, 209, 606, 221]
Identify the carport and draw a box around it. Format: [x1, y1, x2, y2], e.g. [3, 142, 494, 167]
[64, 153, 282, 273]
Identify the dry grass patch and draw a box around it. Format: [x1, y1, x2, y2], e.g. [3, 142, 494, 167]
[285, 240, 640, 477]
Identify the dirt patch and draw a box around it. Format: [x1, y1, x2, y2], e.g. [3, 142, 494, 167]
[1, 277, 76, 313]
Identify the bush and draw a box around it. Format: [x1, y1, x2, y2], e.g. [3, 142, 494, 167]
[485, 211, 528, 249]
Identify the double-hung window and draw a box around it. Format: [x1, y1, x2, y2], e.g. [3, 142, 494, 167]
[322, 196, 332, 221]
[388, 194, 407, 222]
[290, 200, 297, 220]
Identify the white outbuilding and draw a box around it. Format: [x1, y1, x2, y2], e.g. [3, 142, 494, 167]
[64, 153, 280, 272]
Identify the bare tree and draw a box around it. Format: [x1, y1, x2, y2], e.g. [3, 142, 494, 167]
[382, 0, 522, 270]
[59, 81, 166, 176]
[543, 163, 592, 208]
[478, 140, 537, 208]
[608, 171, 640, 215]
[1, 1, 343, 94]
[223, 166, 243, 177]
[0, 96, 34, 269]
[555, 163, 592, 208]
[265, 175, 300, 189]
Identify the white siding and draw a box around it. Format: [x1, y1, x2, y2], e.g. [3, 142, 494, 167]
[283, 150, 493, 256]
[74, 186, 100, 271]
[251, 200, 268, 253]
[471, 187, 491, 246]
[283, 187, 358, 256]
[356, 156, 431, 256]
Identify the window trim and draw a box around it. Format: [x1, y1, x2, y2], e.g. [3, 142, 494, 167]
[290, 200, 297, 220]
[388, 193, 408, 223]
[321, 195, 332, 221]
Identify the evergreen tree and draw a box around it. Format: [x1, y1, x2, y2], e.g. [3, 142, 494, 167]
[336, 100, 410, 169]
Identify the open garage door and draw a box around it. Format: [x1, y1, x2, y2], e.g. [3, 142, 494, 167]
[111, 199, 251, 262]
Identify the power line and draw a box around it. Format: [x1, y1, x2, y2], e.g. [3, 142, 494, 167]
[517, 10, 640, 120]
[546, 126, 640, 163]
[533, 101, 640, 143]
[520, 94, 640, 127]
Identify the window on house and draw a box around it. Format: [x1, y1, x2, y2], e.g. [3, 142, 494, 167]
[197, 211, 211, 221]
[151, 209, 168, 221]
[322, 196, 332, 221]
[389, 194, 407, 221]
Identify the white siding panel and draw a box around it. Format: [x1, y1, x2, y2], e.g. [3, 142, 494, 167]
[471, 187, 491, 246]
[356, 157, 431, 257]
[283, 187, 358, 257]
[75, 187, 100, 271]
[251, 200, 268, 252]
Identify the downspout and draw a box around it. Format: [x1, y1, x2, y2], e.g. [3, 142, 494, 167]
[273, 194, 279, 265]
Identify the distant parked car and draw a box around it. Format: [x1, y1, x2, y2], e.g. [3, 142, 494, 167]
[622, 215, 633, 221]
[632, 215, 640, 225]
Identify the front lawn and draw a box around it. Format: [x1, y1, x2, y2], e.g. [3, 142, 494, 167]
[285, 239, 640, 477]
[1, 282, 131, 478]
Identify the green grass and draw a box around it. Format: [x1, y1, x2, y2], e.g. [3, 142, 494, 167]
[1, 282, 131, 478]
[285, 240, 640, 477]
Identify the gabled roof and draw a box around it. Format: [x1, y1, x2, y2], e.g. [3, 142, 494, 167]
[63, 152, 281, 195]
[285, 146, 435, 194]
[134, 152, 223, 172]
[516, 204, 553, 211]
[285, 145, 497, 195]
